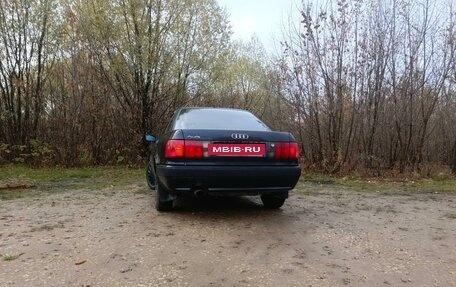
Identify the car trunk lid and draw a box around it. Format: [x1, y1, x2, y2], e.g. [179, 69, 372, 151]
[178, 129, 298, 165]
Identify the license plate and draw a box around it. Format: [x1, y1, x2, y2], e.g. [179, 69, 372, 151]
[208, 143, 266, 157]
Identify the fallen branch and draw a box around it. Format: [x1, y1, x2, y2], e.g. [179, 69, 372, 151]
[75, 259, 87, 265]
[0, 183, 36, 190]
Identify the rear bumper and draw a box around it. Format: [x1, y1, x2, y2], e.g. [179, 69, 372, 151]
[156, 164, 301, 196]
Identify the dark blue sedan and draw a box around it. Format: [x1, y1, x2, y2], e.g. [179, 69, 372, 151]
[146, 107, 301, 211]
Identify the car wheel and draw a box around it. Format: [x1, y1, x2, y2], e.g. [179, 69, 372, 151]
[261, 194, 286, 209]
[155, 181, 173, 212]
[146, 161, 156, 190]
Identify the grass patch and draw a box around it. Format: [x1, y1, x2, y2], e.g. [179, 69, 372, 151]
[0, 165, 143, 185]
[0, 190, 35, 200]
[30, 223, 65, 232]
[3, 253, 24, 261]
[0, 165, 144, 200]
[299, 173, 456, 193]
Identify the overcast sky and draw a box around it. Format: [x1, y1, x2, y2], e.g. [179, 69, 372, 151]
[216, 0, 299, 53]
[216, 0, 453, 54]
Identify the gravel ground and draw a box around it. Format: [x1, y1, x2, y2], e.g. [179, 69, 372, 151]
[1, 182, 455, 287]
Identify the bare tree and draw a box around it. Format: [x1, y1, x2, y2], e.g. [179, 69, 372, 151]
[0, 0, 55, 146]
[280, 0, 456, 173]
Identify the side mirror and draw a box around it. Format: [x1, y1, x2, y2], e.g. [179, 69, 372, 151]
[145, 133, 156, 143]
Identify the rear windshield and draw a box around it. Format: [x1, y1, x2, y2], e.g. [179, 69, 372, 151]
[173, 108, 270, 131]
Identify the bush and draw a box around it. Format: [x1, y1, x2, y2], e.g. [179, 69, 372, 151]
[0, 140, 54, 166]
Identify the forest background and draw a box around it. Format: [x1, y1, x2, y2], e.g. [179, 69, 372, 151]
[1, 0, 455, 176]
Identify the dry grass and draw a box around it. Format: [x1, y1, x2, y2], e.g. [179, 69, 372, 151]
[3, 253, 24, 261]
[30, 223, 65, 232]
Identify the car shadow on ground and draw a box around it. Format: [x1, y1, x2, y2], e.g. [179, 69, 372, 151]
[170, 195, 284, 215]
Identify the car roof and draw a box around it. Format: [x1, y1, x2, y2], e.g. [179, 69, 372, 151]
[178, 107, 249, 113]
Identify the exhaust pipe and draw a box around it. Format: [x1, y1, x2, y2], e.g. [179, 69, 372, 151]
[193, 189, 207, 198]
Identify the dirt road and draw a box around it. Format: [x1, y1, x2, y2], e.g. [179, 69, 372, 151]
[1, 182, 455, 287]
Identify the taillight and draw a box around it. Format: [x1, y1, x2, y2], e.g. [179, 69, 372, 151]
[289, 142, 299, 159]
[165, 140, 203, 159]
[274, 142, 299, 159]
[165, 140, 185, 158]
[184, 140, 203, 158]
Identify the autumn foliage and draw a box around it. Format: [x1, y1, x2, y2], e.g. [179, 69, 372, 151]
[0, 0, 455, 175]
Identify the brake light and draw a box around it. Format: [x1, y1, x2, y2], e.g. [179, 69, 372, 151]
[165, 140, 185, 158]
[185, 140, 204, 158]
[275, 142, 299, 159]
[165, 140, 203, 159]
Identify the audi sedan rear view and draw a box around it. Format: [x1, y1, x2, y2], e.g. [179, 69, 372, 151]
[146, 107, 301, 211]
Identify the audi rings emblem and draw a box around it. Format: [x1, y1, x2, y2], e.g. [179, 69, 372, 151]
[231, 133, 249, 140]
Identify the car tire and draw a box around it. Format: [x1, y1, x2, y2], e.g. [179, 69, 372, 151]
[261, 194, 286, 209]
[146, 161, 156, 190]
[155, 181, 173, 212]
